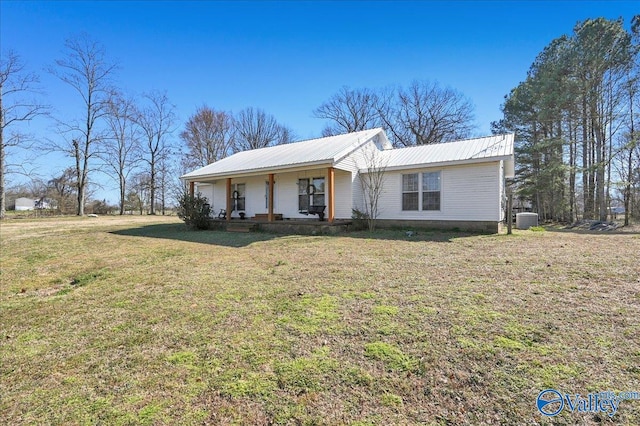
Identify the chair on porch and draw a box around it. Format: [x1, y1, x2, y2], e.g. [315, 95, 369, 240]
[308, 205, 326, 221]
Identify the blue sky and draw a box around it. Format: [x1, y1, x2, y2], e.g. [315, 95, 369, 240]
[1, 1, 637, 203]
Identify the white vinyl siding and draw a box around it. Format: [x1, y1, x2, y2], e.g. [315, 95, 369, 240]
[334, 170, 353, 219]
[376, 162, 501, 221]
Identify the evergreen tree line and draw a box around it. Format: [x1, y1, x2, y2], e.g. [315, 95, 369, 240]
[493, 17, 640, 225]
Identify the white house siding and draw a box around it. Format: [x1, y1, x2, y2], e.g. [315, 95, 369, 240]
[335, 139, 381, 218]
[376, 162, 502, 222]
[334, 169, 353, 219]
[195, 183, 214, 206]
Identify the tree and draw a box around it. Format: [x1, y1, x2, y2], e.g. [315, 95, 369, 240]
[180, 105, 234, 169]
[572, 18, 633, 220]
[136, 90, 176, 215]
[496, 17, 636, 223]
[356, 143, 388, 231]
[102, 93, 142, 215]
[233, 107, 294, 152]
[380, 80, 475, 147]
[47, 167, 77, 214]
[50, 34, 116, 216]
[131, 172, 151, 215]
[313, 86, 383, 136]
[620, 15, 640, 225]
[0, 51, 47, 219]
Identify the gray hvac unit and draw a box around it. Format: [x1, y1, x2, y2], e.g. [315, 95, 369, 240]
[516, 212, 538, 230]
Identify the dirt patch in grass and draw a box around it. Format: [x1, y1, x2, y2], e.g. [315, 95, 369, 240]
[1, 215, 639, 424]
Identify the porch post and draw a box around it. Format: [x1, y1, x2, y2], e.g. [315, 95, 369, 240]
[268, 173, 275, 222]
[189, 181, 195, 197]
[226, 178, 232, 222]
[328, 167, 335, 223]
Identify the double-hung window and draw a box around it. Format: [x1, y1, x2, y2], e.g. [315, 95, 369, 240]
[402, 171, 441, 211]
[402, 173, 419, 211]
[422, 172, 441, 210]
[298, 177, 325, 212]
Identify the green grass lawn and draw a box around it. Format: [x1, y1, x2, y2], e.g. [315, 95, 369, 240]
[1, 216, 639, 425]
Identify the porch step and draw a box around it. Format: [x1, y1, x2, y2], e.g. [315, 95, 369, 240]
[226, 222, 258, 233]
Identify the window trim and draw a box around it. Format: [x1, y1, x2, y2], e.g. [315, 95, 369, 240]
[402, 173, 419, 211]
[401, 170, 442, 212]
[422, 171, 441, 211]
[298, 176, 326, 213]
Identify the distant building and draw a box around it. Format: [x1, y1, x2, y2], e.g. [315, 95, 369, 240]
[14, 197, 35, 211]
[35, 197, 57, 210]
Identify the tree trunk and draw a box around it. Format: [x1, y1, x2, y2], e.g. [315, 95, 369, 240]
[0, 95, 5, 220]
[582, 95, 591, 220]
[569, 120, 576, 222]
[119, 173, 125, 215]
[149, 156, 156, 215]
[625, 95, 635, 226]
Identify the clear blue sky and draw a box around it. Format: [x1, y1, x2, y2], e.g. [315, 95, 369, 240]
[1, 1, 637, 203]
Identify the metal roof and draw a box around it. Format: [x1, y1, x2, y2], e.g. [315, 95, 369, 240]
[181, 128, 388, 180]
[379, 133, 514, 172]
[181, 130, 515, 181]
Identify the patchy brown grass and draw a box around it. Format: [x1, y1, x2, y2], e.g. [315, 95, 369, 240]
[1, 216, 639, 425]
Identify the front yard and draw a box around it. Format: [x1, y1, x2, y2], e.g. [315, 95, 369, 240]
[1, 216, 639, 425]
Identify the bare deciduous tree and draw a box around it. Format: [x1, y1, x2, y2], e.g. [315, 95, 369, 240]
[47, 167, 77, 214]
[180, 105, 234, 169]
[136, 90, 176, 215]
[381, 80, 475, 147]
[356, 142, 388, 232]
[0, 51, 47, 219]
[102, 93, 142, 215]
[50, 34, 116, 216]
[233, 107, 294, 151]
[313, 86, 383, 136]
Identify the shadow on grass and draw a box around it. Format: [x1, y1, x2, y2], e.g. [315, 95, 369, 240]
[110, 223, 281, 248]
[110, 222, 476, 247]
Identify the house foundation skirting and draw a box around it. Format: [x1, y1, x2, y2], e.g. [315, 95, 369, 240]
[209, 219, 352, 235]
[208, 219, 499, 234]
[374, 219, 500, 233]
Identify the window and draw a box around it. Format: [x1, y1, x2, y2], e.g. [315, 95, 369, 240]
[298, 177, 325, 212]
[422, 172, 441, 210]
[402, 173, 419, 210]
[233, 183, 245, 211]
[401, 171, 441, 212]
[312, 177, 325, 207]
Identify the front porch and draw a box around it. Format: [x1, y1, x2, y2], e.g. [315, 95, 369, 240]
[189, 166, 352, 224]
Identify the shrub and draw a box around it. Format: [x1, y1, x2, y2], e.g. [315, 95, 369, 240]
[351, 208, 369, 231]
[177, 192, 211, 230]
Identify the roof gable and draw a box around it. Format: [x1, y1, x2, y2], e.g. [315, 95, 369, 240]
[181, 128, 389, 180]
